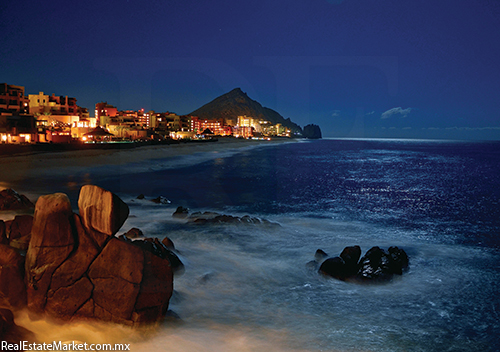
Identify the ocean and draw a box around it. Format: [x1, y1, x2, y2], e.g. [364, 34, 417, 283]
[16, 139, 500, 351]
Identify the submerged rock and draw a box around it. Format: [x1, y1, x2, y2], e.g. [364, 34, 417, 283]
[151, 196, 171, 204]
[188, 211, 278, 226]
[124, 227, 144, 239]
[162, 237, 176, 251]
[315, 249, 329, 262]
[172, 206, 189, 218]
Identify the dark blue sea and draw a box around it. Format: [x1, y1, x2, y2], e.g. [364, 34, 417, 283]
[19, 139, 500, 351]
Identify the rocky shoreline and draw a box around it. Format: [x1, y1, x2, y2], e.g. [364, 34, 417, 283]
[1, 185, 182, 345]
[1, 185, 411, 347]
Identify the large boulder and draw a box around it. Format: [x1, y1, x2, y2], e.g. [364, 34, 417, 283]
[25, 193, 75, 315]
[132, 250, 173, 323]
[78, 185, 129, 236]
[88, 238, 144, 322]
[50, 214, 101, 292]
[0, 244, 26, 310]
[17, 187, 175, 326]
[0, 189, 34, 211]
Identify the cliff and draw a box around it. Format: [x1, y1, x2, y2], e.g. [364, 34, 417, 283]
[302, 124, 322, 139]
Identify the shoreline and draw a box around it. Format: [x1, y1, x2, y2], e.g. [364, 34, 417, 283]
[0, 138, 298, 193]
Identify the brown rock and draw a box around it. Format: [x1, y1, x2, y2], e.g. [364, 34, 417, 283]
[124, 227, 144, 239]
[50, 214, 100, 291]
[45, 277, 94, 318]
[0, 244, 26, 310]
[78, 185, 129, 236]
[25, 193, 75, 314]
[88, 238, 144, 322]
[0, 189, 34, 211]
[74, 298, 95, 319]
[0, 220, 7, 245]
[161, 236, 176, 251]
[9, 236, 31, 251]
[7, 215, 33, 250]
[134, 251, 173, 313]
[7, 215, 33, 240]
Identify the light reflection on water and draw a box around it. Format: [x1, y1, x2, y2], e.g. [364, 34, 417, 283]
[8, 140, 500, 351]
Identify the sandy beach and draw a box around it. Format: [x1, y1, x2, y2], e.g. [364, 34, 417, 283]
[0, 138, 295, 191]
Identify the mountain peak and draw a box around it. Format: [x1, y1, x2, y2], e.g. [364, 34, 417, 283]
[189, 88, 302, 133]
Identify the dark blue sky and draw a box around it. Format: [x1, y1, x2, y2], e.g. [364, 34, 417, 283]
[2, 0, 499, 139]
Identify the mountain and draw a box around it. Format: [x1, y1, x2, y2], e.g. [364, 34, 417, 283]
[189, 88, 303, 134]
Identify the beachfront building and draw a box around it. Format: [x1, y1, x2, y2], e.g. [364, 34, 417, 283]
[233, 126, 254, 138]
[0, 83, 30, 115]
[95, 102, 118, 126]
[70, 118, 98, 139]
[170, 130, 196, 139]
[29, 92, 80, 117]
[0, 114, 37, 144]
[28, 92, 90, 140]
[190, 116, 230, 136]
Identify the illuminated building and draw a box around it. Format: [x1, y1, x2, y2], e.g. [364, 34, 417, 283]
[233, 126, 254, 138]
[0, 83, 29, 115]
[190, 116, 228, 135]
[71, 118, 97, 138]
[95, 102, 118, 126]
[0, 115, 36, 144]
[29, 92, 79, 116]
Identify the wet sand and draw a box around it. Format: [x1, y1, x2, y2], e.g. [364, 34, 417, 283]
[0, 138, 294, 190]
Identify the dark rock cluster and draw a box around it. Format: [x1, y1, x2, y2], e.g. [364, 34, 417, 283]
[316, 245, 409, 283]
[172, 206, 279, 226]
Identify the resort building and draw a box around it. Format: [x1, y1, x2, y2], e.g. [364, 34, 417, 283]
[190, 116, 229, 136]
[0, 83, 29, 115]
[28, 92, 84, 129]
[95, 102, 118, 126]
[0, 114, 37, 144]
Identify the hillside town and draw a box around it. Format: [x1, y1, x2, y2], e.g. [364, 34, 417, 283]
[0, 82, 294, 145]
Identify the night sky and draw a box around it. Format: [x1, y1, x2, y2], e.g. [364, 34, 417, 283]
[2, 0, 499, 140]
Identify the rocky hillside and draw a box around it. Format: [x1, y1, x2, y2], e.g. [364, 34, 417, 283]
[189, 88, 303, 135]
